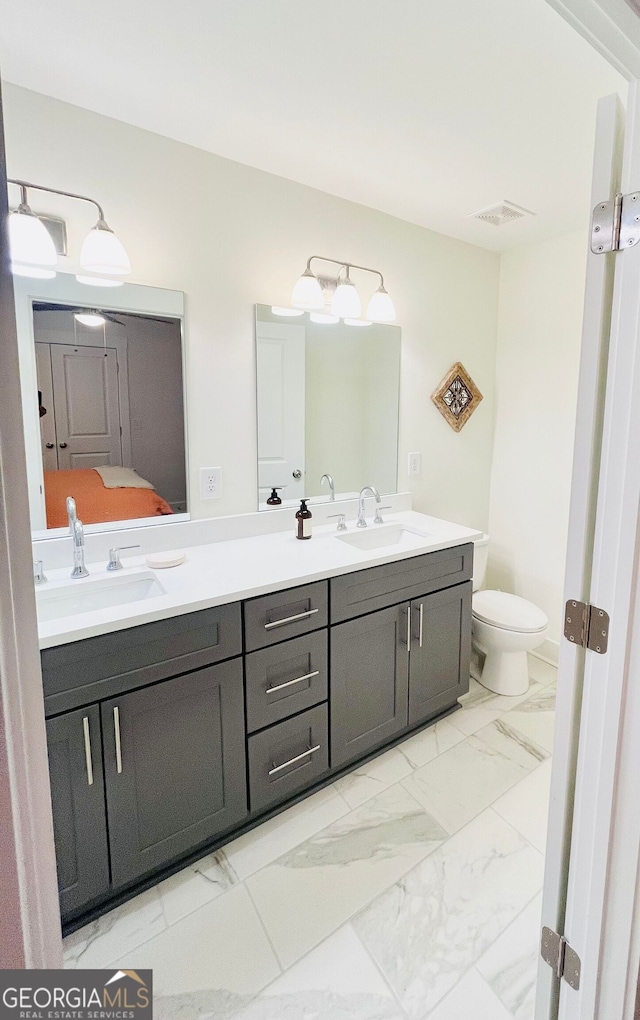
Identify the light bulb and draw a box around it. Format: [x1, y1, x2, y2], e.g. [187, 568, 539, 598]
[331, 278, 361, 319]
[75, 312, 106, 328]
[76, 274, 124, 288]
[9, 206, 57, 277]
[291, 268, 324, 309]
[310, 312, 339, 324]
[271, 306, 304, 316]
[80, 219, 131, 275]
[344, 318, 372, 326]
[367, 285, 396, 323]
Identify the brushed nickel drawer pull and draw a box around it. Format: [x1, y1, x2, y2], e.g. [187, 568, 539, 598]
[264, 608, 319, 631]
[419, 603, 424, 649]
[113, 706, 123, 774]
[82, 716, 94, 786]
[406, 606, 411, 647]
[268, 743, 321, 776]
[267, 670, 320, 694]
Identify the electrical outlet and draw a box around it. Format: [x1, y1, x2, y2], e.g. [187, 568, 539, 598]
[408, 452, 421, 476]
[200, 467, 222, 500]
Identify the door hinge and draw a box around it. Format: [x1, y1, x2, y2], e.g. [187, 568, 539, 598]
[591, 192, 640, 253]
[541, 927, 581, 990]
[564, 600, 609, 653]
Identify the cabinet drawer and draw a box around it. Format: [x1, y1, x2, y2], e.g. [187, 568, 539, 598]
[244, 581, 328, 651]
[248, 704, 329, 814]
[330, 544, 473, 623]
[42, 604, 242, 716]
[245, 631, 328, 733]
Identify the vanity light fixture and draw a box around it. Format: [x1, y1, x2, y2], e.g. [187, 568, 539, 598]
[271, 306, 304, 316]
[7, 179, 132, 280]
[74, 311, 107, 328]
[291, 256, 396, 322]
[310, 312, 339, 324]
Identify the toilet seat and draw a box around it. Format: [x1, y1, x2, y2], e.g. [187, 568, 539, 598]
[472, 590, 548, 634]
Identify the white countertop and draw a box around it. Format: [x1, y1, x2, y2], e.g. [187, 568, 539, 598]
[37, 511, 482, 649]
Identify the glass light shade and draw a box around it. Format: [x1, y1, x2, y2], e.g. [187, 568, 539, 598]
[331, 279, 361, 319]
[80, 224, 131, 275]
[291, 269, 324, 309]
[310, 312, 339, 324]
[76, 274, 124, 288]
[271, 306, 304, 316]
[367, 286, 396, 323]
[74, 312, 107, 328]
[9, 209, 57, 276]
[344, 318, 372, 326]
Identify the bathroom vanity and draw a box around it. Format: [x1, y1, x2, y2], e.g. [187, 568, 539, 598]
[37, 513, 476, 929]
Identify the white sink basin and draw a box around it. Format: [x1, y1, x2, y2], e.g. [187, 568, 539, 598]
[36, 571, 166, 622]
[336, 523, 432, 552]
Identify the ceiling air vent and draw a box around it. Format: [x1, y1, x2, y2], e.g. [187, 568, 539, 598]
[470, 200, 535, 227]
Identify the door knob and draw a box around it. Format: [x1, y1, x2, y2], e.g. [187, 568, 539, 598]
[292, 469, 302, 479]
[59, 442, 68, 448]
[45, 443, 55, 449]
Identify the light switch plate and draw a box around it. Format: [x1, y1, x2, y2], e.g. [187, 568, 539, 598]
[408, 452, 421, 475]
[200, 467, 222, 500]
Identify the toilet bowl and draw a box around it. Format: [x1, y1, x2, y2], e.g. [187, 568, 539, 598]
[471, 536, 548, 696]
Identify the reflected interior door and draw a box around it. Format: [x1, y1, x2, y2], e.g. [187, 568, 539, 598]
[34, 342, 58, 472]
[256, 320, 305, 502]
[50, 344, 123, 470]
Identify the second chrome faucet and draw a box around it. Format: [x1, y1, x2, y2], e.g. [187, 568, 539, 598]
[67, 495, 89, 578]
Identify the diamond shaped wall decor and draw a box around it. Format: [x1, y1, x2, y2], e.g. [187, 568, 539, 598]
[431, 362, 483, 432]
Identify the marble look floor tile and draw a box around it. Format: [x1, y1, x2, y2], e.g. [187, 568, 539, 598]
[452, 679, 504, 735]
[401, 718, 546, 834]
[477, 893, 543, 1020]
[63, 887, 166, 969]
[425, 967, 514, 1020]
[224, 785, 349, 880]
[500, 688, 557, 754]
[493, 759, 552, 853]
[246, 784, 448, 969]
[527, 653, 558, 687]
[229, 924, 404, 1019]
[491, 679, 545, 712]
[156, 850, 239, 926]
[334, 747, 413, 809]
[353, 808, 544, 1020]
[110, 884, 281, 1020]
[397, 717, 464, 769]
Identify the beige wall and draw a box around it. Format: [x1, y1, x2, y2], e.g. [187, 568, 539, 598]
[487, 230, 588, 649]
[4, 84, 500, 530]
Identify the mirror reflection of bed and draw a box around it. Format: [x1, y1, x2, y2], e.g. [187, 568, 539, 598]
[33, 303, 187, 529]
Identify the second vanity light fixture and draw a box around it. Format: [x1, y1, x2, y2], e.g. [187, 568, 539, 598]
[7, 179, 132, 285]
[291, 256, 396, 322]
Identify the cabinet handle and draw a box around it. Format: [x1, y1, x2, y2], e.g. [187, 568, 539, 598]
[113, 706, 123, 774]
[406, 606, 411, 647]
[267, 670, 320, 694]
[264, 608, 319, 631]
[268, 744, 321, 776]
[419, 603, 424, 649]
[82, 716, 94, 786]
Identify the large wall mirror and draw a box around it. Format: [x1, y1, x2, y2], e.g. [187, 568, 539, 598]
[255, 304, 400, 508]
[15, 273, 187, 537]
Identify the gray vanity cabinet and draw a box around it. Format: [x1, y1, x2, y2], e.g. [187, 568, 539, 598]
[331, 604, 410, 769]
[46, 706, 110, 918]
[408, 582, 472, 727]
[101, 659, 247, 889]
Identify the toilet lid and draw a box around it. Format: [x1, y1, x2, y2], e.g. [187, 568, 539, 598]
[473, 590, 548, 633]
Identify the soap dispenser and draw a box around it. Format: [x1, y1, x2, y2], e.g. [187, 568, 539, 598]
[295, 499, 312, 540]
[266, 487, 283, 506]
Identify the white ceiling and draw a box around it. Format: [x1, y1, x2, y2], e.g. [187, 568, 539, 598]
[0, 0, 627, 251]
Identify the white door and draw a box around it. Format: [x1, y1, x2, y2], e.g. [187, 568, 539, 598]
[256, 319, 306, 502]
[50, 343, 123, 470]
[34, 342, 57, 472]
[537, 81, 640, 1020]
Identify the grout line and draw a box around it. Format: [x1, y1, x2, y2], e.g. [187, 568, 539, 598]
[348, 922, 413, 1019]
[243, 880, 285, 975]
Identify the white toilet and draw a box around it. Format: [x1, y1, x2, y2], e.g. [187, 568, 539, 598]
[471, 535, 548, 696]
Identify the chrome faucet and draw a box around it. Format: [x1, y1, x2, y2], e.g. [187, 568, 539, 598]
[320, 473, 336, 501]
[67, 497, 89, 578]
[66, 495, 77, 534]
[357, 485, 381, 528]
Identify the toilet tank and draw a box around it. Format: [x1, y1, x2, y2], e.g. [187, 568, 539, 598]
[472, 534, 489, 591]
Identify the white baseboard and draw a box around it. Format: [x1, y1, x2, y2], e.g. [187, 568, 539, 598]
[530, 638, 559, 667]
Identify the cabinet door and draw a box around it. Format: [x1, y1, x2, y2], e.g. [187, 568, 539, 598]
[102, 659, 247, 888]
[408, 581, 472, 727]
[331, 604, 409, 769]
[46, 706, 110, 920]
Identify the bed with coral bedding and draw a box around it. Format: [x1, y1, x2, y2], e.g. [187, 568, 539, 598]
[44, 469, 174, 529]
